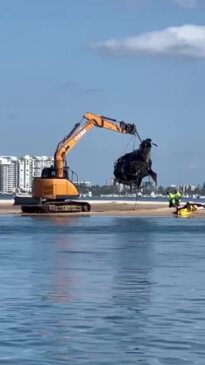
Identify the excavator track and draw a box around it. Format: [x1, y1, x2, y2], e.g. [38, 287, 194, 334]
[21, 201, 91, 214]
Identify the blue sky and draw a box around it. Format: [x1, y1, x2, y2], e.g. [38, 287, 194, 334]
[1, 0, 205, 186]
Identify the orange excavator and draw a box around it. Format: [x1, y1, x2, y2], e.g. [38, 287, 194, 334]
[15, 112, 137, 213]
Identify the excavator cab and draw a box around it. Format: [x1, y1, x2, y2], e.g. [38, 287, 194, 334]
[41, 166, 69, 179]
[41, 166, 57, 178]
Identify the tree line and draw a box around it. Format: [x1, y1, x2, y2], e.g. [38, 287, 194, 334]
[78, 182, 205, 196]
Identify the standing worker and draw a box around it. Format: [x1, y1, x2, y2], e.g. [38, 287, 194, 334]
[174, 190, 181, 208]
[167, 191, 175, 208]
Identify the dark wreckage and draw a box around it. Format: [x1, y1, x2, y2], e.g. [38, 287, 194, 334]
[113, 138, 157, 189]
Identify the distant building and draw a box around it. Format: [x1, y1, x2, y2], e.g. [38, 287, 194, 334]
[78, 180, 92, 188]
[0, 156, 18, 193]
[18, 155, 33, 193]
[0, 155, 54, 193]
[106, 178, 114, 186]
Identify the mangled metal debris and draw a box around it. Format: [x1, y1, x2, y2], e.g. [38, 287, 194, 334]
[113, 138, 157, 189]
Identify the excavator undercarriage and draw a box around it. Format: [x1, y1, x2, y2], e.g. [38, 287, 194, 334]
[14, 172, 91, 214]
[19, 199, 91, 214]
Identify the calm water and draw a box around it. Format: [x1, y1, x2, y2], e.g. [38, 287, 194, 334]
[0, 215, 205, 364]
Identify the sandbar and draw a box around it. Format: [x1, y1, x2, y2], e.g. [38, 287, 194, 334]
[0, 200, 204, 217]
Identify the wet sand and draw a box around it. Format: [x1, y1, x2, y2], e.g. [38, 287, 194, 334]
[0, 200, 205, 217]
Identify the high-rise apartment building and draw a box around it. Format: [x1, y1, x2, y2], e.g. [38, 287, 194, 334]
[0, 155, 54, 193]
[0, 156, 18, 193]
[18, 155, 33, 193]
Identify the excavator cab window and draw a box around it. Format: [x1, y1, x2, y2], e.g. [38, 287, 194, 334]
[41, 166, 57, 178]
[41, 166, 69, 179]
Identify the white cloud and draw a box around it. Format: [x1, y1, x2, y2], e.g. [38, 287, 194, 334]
[175, 0, 198, 8]
[91, 25, 205, 58]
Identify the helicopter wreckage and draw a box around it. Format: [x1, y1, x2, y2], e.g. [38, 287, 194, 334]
[113, 138, 157, 189]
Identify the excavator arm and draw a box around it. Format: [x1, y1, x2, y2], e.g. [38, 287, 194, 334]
[54, 112, 137, 178]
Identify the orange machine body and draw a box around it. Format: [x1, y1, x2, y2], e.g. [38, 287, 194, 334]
[32, 178, 79, 200]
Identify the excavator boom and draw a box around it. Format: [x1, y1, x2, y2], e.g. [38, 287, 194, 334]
[54, 112, 137, 178]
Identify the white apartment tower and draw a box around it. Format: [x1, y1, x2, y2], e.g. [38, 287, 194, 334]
[18, 155, 33, 193]
[0, 156, 18, 193]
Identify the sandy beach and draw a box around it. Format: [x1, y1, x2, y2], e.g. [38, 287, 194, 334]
[0, 199, 205, 217]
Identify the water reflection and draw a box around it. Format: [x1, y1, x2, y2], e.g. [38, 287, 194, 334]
[30, 230, 77, 305]
[111, 217, 154, 304]
[104, 217, 155, 350]
[30, 214, 85, 226]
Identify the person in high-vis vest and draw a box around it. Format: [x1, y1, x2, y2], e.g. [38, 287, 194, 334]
[167, 192, 175, 208]
[174, 190, 181, 208]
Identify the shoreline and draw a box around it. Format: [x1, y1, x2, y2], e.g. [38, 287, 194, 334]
[0, 200, 205, 217]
